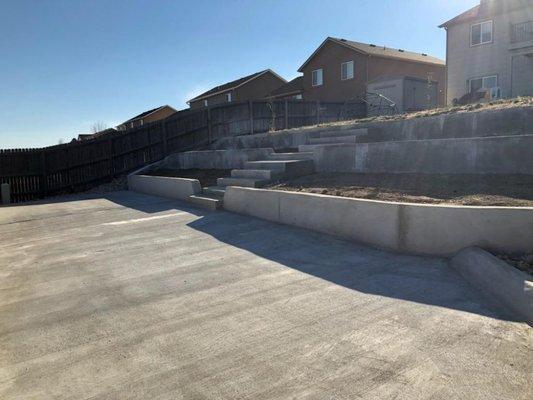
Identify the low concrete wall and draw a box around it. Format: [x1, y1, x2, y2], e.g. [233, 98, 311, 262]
[313, 144, 357, 172]
[450, 247, 532, 326]
[163, 148, 274, 170]
[355, 134, 533, 174]
[224, 187, 533, 256]
[127, 175, 201, 200]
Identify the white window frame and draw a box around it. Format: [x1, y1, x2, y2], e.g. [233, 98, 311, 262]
[226, 92, 232, 102]
[203, 99, 208, 107]
[341, 61, 354, 80]
[470, 20, 493, 46]
[312, 69, 323, 87]
[468, 75, 498, 93]
[140, 119, 143, 126]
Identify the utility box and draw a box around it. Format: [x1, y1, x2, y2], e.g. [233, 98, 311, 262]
[367, 76, 439, 116]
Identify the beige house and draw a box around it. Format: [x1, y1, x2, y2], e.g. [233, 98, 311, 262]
[116, 105, 177, 131]
[188, 70, 286, 109]
[440, 0, 533, 104]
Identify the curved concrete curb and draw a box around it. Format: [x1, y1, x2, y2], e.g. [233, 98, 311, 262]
[127, 175, 201, 200]
[450, 247, 533, 326]
[223, 187, 533, 256]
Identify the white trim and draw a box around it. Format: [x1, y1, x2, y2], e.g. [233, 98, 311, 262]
[468, 74, 498, 93]
[226, 92, 232, 102]
[341, 60, 354, 80]
[470, 20, 493, 47]
[312, 69, 323, 87]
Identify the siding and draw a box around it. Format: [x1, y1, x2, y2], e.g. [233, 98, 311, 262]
[301, 40, 445, 105]
[446, 6, 533, 103]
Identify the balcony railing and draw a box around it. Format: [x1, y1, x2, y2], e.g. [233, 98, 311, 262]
[511, 21, 533, 43]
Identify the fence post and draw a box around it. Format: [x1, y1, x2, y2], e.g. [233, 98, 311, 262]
[1, 183, 10, 205]
[162, 121, 168, 156]
[285, 100, 289, 129]
[248, 101, 254, 134]
[108, 138, 114, 178]
[316, 100, 320, 125]
[40, 150, 47, 198]
[207, 107, 212, 144]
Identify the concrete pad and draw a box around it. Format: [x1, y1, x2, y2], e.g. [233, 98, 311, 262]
[0, 191, 531, 399]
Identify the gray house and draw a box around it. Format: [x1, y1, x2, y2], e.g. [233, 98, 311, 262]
[440, 0, 533, 104]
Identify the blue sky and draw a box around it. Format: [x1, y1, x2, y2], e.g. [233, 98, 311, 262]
[0, 0, 478, 149]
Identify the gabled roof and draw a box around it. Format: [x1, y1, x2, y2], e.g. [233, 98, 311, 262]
[269, 76, 303, 97]
[439, 5, 481, 28]
[297, 37, 445, 72]
[187, 69, 286, 104]
[439, 0, 531, 28]
[120, 105, 177, 126]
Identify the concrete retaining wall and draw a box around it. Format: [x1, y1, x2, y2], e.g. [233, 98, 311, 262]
[312, 144, 357, 172]
[127, 175, 201, 200]
[163, 148, 274, 170]
[355, 134, 533, 174]
[213, 106, 533, 149]
[450, 247, 532, 326]
[224, 187, 533, 256]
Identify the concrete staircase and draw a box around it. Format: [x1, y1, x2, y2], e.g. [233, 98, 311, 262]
[299, 128, 367, 152]
[186, 152, 315, 209]
[185, 128, 367, 210]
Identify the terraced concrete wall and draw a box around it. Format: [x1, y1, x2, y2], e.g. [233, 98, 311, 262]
[224, 187, 533, 257]
[355, 135, 533, 175]
[213, 106, 533, 149]
[163, 148, 274, 170]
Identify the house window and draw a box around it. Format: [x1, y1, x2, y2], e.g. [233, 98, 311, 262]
[341, 61, 354, 80]
[469, 75, 498, 93]
[312, 69, 323, 86]
[471, 21, 493, 46]
[140, 120, 143, 126]
[203, 99, 208, 107]
[294, 94, 303, 100]
[226, 92, 232, 102]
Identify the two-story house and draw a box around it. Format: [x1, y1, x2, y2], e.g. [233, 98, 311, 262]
[297, 37, 446, 106]
[440, 0, 533, 104]
[187, 69, 287, 109]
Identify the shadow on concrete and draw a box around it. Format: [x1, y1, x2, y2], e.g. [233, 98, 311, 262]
[187, 210, 521, 323]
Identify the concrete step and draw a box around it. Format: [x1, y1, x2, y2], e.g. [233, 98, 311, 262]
[309, 135, 358, 145]
[298, 143, 355, 153]
[267, 152, 314, 161]
[317, 128, 368, 138]
[217, 177, 269, 188]
[202, 186, 226, 198]
[186, 194, 223, 210]
[231, 169, 284, 180]
[244, 159, 315, 177]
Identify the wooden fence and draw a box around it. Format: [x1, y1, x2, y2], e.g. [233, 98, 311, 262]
[0, 99, 366, 203]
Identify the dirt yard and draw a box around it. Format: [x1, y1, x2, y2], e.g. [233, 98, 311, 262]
[269, 172, 533, 207]
[146, 168, 231, 187]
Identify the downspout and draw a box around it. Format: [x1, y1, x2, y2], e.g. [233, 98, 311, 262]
[445, 26, 449, 105]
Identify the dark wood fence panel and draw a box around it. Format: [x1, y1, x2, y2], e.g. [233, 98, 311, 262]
[0, 99, 366, 203]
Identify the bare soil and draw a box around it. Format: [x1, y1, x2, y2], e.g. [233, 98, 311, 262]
[146, 168, 231, 187]
[495, 253, 533, 276]
[269, 173, 533, 207]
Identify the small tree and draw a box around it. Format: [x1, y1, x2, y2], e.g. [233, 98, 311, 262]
[90, 121, 108, 134]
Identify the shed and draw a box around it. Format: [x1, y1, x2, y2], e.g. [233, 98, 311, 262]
[366, 76, 439, 116]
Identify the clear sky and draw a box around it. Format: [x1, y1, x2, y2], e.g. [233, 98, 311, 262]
[0, 0, 478, 149]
